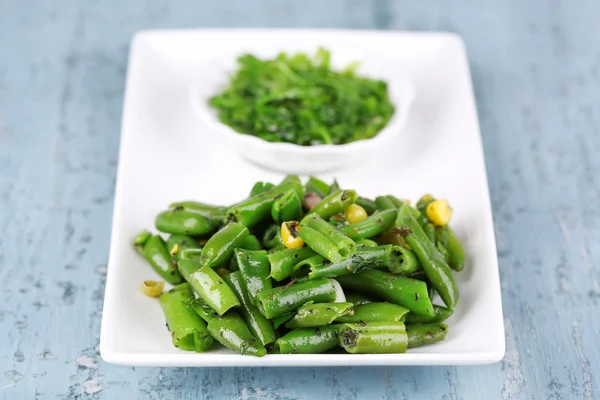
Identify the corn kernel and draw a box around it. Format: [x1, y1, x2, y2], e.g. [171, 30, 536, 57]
[426, 199, 453, 226]
[281, 221, 304, 249]
[140, 280, 164, 297]
[344, 204, 368, 224]
[169, 243, 179, 255]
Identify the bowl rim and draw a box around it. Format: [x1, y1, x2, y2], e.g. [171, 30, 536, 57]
[188, 54, 417, 155]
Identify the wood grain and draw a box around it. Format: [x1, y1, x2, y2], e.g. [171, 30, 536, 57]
[0, 0, 598, 398]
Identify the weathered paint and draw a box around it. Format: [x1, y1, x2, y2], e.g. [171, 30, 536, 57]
[0, 0, 599, 399]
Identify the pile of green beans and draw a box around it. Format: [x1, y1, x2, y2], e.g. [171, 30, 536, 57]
[134, 176, 464, 356]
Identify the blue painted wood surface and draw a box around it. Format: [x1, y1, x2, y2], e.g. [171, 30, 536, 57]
[1, 0, 599, 398]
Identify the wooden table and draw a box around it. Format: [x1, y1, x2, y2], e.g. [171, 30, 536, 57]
[1, 1, 598, 398]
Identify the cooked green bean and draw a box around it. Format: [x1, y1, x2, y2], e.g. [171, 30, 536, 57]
[355, 197, 377, 215]
[268, 247, 317, 281]
[249, 181, 275, 197]
[168, 201, 227, 216]
[339, 322, 407, 354]
[338, 209, 397, 239]
[310, 189, 357, 220]
[355, 238, 378, 247]
[286, 301, 353, 329]
[336, 269, 434, 317]
[137, 234, 182, 284]
[223, 271, 277, 346]
[235, 249, 272, 306]
[446, 228, 465, 272]
[206, 312, 266, 357]
[405, 305, 454, 324]
[307, 245, 392, 279]
[396, 205, 459, 309]
[406, 323, 448, 348]
[336, 302, 409, 323]
[304, 177, 330, 198]
[227, 175, 303, 227]
[345, 292, 376, 306]
[299, 214, 356, 263]
[255, 277, 336, 319]
[271, 189, 303, 224]
[166, 234, 200, 260]
[276, 325, 341, 354]
[178, 259, 240, 315]
[159, 283, 214, 352]
[262, 224, 284, 250]
[155, 208, 220, 236]
[198, 222, 249, 268]
[187, 296, 218, 322]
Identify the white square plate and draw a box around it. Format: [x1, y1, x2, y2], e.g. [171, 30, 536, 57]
[100, 29, 505, 367]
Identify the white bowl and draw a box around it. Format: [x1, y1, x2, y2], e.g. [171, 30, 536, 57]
[189, 47, 416, 174]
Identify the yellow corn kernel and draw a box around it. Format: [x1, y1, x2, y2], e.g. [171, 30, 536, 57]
[140, 280, 164, 297]
[344, 204, 368, 224]
[169, 243, 179, 255]
[281, 221, 304, 249]
[426, 199, 453, 226]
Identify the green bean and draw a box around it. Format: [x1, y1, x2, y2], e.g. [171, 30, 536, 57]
[310, 189, 357, 220]
[424, 223, 436, 243]
[339, 322, 407, 354]
[286, 301, 353, 329]
[223, 271, 277, 346]
[166, 234, 200, 260]
[235, 249, 272, 306]
[249, 181, 275, 197]
[446, 228, 465, 272]
[406, 323, 448, 348]
[336, 269, 434, 317]
[138, 234, 182, 284]
[134, 230, 152, 247]
[307, 245, 392, 280]
[255, 277, 336, 319]
[187, 296, 218, 322]
[276, 325, 341, 354]
[355, 197, 377, 215]
[206, 312, 266, 357]
[198, 222, 249, 268]
[338, 209, 397, 240]
[374, 196, 396, 211]
[240, 234, 262, 251]
[178, 259, 240, 315]
[262, 224, 283, 249]
[328, 179, 341, 194]
[345, 292, 376, 306]
[267, 247, 317, 281]
[300, 214, 356, 263]
[435, 226, 449, 248]
[155, 208, 220, 236]
[389, 245, 420, 275]
[303, 177, 328, 198]
[291, 255, 326, 279]
[405, 305, 454, 324]
[355, 238, 378, 247]
[272, 313, 294, 329]
[168, 201, 227, 216]
[227, 175, 303, 227]
[159, 283, 214, 352]
[336, 302, 409, 323]
[271, 189, 303, 224]
[396, 205, 459, 309]
[386, 195, 408, 208]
